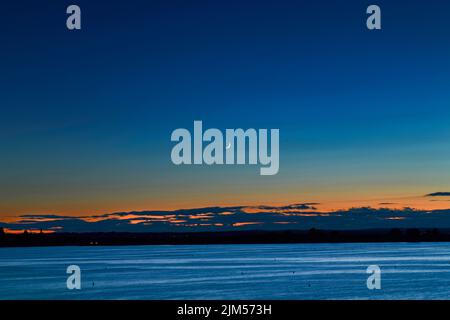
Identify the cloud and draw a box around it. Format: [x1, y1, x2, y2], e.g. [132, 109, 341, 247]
[425, 192, 450, 197]
[3, 203, 450, 232]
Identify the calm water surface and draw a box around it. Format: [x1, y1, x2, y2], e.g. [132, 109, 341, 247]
[1, 242, 450, 299]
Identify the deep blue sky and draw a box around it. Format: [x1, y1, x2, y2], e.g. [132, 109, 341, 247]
[2, 0, 450, 217]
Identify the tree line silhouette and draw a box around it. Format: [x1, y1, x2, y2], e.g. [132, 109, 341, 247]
[0, 228, 448, 247]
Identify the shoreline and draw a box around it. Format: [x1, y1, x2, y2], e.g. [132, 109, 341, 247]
[1, 228, 449, 247]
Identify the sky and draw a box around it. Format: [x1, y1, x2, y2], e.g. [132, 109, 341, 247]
[2, 0, 450, 229]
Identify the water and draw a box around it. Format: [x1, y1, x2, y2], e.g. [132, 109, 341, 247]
[1, 242, 450, 299]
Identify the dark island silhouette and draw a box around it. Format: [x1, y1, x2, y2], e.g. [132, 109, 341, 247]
[0, 227, 448, 247]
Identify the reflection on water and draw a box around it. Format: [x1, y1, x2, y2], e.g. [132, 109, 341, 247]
[1, 242, 450, 299]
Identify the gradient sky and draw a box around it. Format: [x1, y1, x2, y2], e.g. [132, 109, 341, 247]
[2, 0, 450, 219]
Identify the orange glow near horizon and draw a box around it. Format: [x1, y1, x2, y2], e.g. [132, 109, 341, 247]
[3, 193, 450, 223]
[3, 228, 55, 234]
